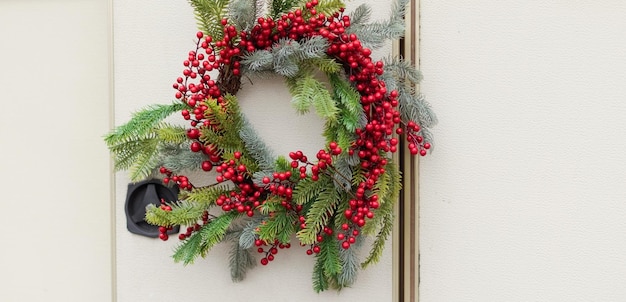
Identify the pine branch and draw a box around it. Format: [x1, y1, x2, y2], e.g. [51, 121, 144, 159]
[274, 155, 292, 171]
[383, 56, 423, 85]
[319, 235, 341, 278]
[328, 72, 361, 132]
[158, 143, 205, 172]
[257, 210, 298, 243]
[258, 195, 286, 214]
[290, 75, 338, 120]
[239, 117, 276, 172]
[292, 177, 331, 205]
[172, 228, 204, 265]
[331, 154, 353, 191]
[156, 124, 188, 144]
[179, 183, 232, 207]
[269, 0, 304, 19]
[189, 0, 230, 41]
[361, 164, 399, 268]
[172, 212, 238, 264]
[312, 252, 329, 292]
[345, 0, 409, 50]
[323, 121, 355, 151]
[128, 138, 160, 181]
[145, 200, 206, 227]
[295, 36, 329, 60]
[228, 0, 257, 32]
[229, 235, 256, 282]
[361, 210, 393, 268]
[239, 216, 265, 248]
[308, 58, 342, 74]
[337, 239, 360, 288]
[240, 49, 273, 72]
[362, 162, 400, 235]
[104, 102, 186, 148]
[348, 4, 371, 25]
[309, 0, 344, 18]
[297, 185, 340, 244]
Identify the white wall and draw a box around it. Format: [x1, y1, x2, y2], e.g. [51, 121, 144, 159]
[419, 1, 626, 301]
[113, 1, 394, 301]
[0, 0, 112, 301]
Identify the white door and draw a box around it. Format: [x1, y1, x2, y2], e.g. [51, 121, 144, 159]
[0, 1, 113, 301]
[419, 1, 626, 301]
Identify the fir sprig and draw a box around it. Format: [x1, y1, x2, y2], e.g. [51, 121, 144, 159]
[297, 183, 341, 244]
[269, 0, 305, 19]
[189, 0, 230, 42]
[346, 0, 409, 50]
[173, 212, 238, 264]
[228, 236, 256, 282]
[145, 200, 206, 227]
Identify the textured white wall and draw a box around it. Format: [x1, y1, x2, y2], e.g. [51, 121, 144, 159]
[113, 1, 394, 301]
[419, 1, 626, 301]
[0, 0, 112, 301]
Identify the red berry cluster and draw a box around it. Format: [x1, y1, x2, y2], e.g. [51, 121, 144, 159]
[160, 167, 193, 190]
[178, 211, 210, 241]
[157, 198, 173, 241]
[255, 239, 291, 265]
[214, 152, 264, 217]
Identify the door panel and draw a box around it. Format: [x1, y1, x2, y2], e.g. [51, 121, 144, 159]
[0, 1, 113, 301]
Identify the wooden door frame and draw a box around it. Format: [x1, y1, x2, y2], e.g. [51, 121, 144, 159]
[393, 0, 420, 301]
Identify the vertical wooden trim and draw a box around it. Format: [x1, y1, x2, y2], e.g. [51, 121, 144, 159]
[107, 0, 118, 300]
[396, 0, 420, 301]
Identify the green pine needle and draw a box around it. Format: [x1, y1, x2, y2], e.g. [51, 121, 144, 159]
[269, 0, 304, 19]
[297, 184, 340, 244]
[312, 253, 330, 292]
[180, 183, 232, 207]
[293, 177, 331, 205]
[319, 235, 342, 277]
[361, 210, 393, 268]
[145, 200, 206, 227]
[257, 210, 298, 243]
[229, 237, 256, 282]
[173, 212, 238, 264]
[189, 0, 230, 42]
[309, 0, 344, 18]
[156, 124, 188, 144]
[105, 102, 187, 147]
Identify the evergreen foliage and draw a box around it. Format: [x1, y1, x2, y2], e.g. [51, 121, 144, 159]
[224, 221, 257, 282]
[312, 252, 329, 292]
[297, 183, 341, 244]
[239, 118, 276, 172]
[228, 0, 257, 31]
[362, 162, 401, 235]
[105, 103, 187, 180]
[257, 209, 298, 243]
[228, 236, 256, 281]
[239, 216, 264, 248]
[159, 143, 205, 172]
[189, 0, 231, 41]
[337, 239, 360, 287]
[156, 124, 188, 144]
[173, 212, 238, 264]
[145, 200, 205, 227]
[105, 0, 437, 292]
[268, 0, 303, 19]
[346, 0, 409, 50]
[180, 184, 232, 207]
[361, 164, 400, 268]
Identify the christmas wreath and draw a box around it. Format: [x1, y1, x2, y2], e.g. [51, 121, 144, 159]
[106, 0, 436, 292]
